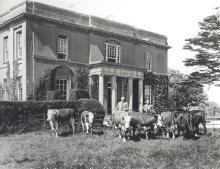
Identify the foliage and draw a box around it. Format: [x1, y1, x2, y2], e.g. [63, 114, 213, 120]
[90, 75, 99, 100]
[183, 9, 220, 86]
[75, 66, 89, 89]
[144, 72, 169, 111]
[4, 60, 19, 101]
[0, 83, 4, 101]
[168, 68, 208, 110]
[45, 90, 63, 101]
[0, 99, 105, 134]
[70, 66, 90, 100]
[34, 69, 53, 101]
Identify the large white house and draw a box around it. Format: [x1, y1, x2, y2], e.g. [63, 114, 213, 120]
[0, 1, 170, 114]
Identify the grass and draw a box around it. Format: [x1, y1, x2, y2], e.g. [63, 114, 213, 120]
[0, 129, 220, 169]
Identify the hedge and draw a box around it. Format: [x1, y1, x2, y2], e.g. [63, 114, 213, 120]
[0, 99, 105, 134]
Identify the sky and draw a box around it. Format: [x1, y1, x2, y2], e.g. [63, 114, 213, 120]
[0, 0, 220, 104]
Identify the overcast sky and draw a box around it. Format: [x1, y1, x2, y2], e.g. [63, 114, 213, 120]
[0, 0, 220, 104]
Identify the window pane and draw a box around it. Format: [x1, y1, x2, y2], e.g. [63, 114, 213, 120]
[105, 41, 120, 63]
[57, 35, 68, 59]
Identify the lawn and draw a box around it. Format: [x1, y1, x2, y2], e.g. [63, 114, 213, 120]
[0, 128, 220, 169]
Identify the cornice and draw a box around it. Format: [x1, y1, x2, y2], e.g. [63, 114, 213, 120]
[0, 12, 170, 49]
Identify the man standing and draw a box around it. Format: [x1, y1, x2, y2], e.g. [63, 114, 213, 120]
[116, 96, 128, 111]
[143, 100, 155, 114]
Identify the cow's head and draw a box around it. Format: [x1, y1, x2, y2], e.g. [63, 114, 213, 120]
[84, 113, 94, 131]
[122, 115, 132, 131]
[47, 109, 57, 122]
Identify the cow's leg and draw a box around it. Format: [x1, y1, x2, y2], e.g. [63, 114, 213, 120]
[81, 122, 85, 133]
[194, 125, 199, 137]
[172, 130, 175, 139]
[166, 129, 170, 139]
[55, 122, 58, 137]
[145, 131, 149, 140]
[172, 127, 175, 139]
[118, 129, 122, 139]
[49, 121, 56, 136]
[203, 122, 207, 135]
[70, 118, 75, 134]
[85, 123, 89, 134]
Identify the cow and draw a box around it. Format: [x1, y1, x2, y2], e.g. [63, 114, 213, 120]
[111, 110, 132, 142]
[81, 110, 94, 135]
[190, 110, 207, 137]
[129, 112, 157, 140]
[47, 108, 75, 137]
[158, 111, 176, 139]
[174, 111, 191, 138]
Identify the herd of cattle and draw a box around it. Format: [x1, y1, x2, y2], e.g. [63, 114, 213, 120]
[46, 108, 207, 142]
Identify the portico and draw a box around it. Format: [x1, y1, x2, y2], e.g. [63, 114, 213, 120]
[89, 63, 144, 114]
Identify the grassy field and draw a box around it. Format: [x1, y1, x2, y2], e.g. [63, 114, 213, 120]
[0, 128, 220, 169]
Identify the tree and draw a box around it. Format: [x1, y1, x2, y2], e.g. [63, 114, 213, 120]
[168, 68, 208, 110]
[183, 8, 220, 86]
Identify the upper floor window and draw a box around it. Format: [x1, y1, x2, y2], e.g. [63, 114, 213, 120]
[145, 51, 152, 70]
[16, 31, 22, 59]
[3, 36, 9, 63]
[57, 35, 68, 59]
[105, 40, 120, 63]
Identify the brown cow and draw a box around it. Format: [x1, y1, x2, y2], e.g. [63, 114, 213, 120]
[190, 110, 207, 137]
[47, 108, 75, 137]
[158, 111, 176, 139]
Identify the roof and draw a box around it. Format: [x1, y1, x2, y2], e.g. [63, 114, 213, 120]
[0, 1, 169, 48]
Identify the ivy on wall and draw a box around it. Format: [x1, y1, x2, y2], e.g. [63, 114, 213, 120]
[144, 72, 169, 112]
[90, 75, 99, 100]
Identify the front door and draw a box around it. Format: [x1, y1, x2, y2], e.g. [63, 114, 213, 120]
[133, 79, 139, 111]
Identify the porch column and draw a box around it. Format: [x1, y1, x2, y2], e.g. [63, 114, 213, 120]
[111, 76, 117, 113]
[99, 75, 104, 106]
[88, 75, 92, 98]
[138, 79, 143, 112]
[128, 78, 133, 111]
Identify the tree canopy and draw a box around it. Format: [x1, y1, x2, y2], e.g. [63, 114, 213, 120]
[168, 68, 208, 110]
[183, 9, 220, 86]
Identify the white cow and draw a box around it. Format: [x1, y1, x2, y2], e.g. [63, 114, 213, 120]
[81, 111, 94, 134]
[47, 108, 75, 137]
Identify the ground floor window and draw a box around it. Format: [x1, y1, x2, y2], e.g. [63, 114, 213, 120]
[144, 85, 152, 104]
[56, 79, 67, 100]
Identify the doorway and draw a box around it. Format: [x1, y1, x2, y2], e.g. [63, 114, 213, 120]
[133, 79, 139, 111]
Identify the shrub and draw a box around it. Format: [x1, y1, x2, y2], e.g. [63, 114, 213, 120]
[0, 99, 105, 134]
[45, 90, 62, 101]
[69, 89, 90, 100]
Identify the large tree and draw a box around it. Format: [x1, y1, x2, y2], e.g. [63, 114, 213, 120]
[183, 9, 220, 86]
[168, 68, 208, 110]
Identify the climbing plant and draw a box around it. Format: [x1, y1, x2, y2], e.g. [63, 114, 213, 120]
[144, 72, 169, 112]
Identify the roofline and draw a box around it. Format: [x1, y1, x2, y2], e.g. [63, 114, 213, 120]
[0, 1, 170, 49]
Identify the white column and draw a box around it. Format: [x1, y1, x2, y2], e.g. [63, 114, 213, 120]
[128, 78, 133, 111]
[98, 75, 104, 106]
[88, 75, 92, 98]
[111, 76, 117, 113]
[138, 79, 143, 112]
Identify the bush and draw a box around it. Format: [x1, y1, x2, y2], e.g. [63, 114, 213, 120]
[69, 89, 90, 100]
[45, 90, 63, 101]
[0, 99, 105, 134]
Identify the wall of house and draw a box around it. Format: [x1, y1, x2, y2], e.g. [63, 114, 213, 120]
[89, 31, 168, 74]
[0, 19, 26, 100]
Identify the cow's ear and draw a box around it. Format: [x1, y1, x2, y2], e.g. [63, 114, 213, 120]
[122, 117, 125, 121]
